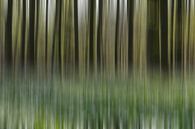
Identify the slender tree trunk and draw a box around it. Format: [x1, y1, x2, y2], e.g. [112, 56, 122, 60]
[5, 0, 13, 67]
[21, 0, 26, 69]
[127, 0, 134, 70]
[159, 0, 162, 74]
[167, 0, 172, 75]
[161, 0, 168, 71]
[172, 0, 177, 77]
[74, 0, 78, 72]
[89, 0, 95, 72]
[29, 0, 35, 66]
[97, 0, 103, 72]
[0, 0, 4, 73]
[35, 0, 39, 68]
[46, 0, 48, 72]
[59, 0, 62, 76]
[115, 0, 120, 72]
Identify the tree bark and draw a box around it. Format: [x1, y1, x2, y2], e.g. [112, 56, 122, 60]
[29, 0, 35, 66]
[5, 0, 13, 66]
[89, 0, 95, 71]
[74, 0, 78, 71]
[97, 0, 103, 70]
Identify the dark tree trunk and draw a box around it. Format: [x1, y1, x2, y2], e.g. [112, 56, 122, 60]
[97, 0, 103, 69]
[127, 0, 134, 69]
[29, 0, 35, 66]
[45, 0, 48, 66]
[21, 0, 26, 68]
[115, 0, 120, 70]
[176, 0, 182, 69]
[35, 0, 39, 65]
[160, 0, 168, 70]
[5, 0, 13, 66]
[34, 0, 39, 64]
[59, 0, 62, 73]
[89, 0, 95, 70]
[74, 0, 79, 70]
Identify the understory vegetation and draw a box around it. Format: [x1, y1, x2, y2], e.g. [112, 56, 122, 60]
[0, 72, 195, 129]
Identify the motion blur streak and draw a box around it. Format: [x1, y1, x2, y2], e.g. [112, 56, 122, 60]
[0, 0, 195, 128]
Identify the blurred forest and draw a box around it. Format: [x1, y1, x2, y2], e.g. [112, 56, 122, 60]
[0, 0, 194, 77]
[2, 1, 195, 129]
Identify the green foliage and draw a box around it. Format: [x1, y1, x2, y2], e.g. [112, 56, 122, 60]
[0, 73, 195, 128]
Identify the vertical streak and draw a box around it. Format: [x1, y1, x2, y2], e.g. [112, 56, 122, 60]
[89, 0, 95, 72]
[127, 0, 133, 70]
[159, 0, 162, 74]
[34, 0, 38, 69]
[61, 0, 65, 77]
[172, 0, 177, 77]
[193, 1, 195, 68]
[22, 0, 26, 69]
[94, 0, 98, 75]
[15, 0, 22, 73]
[5, 0, 13, 67]
[133, 0, 138, 75]
[29, 0, 35, 66]
[59, 0, 62, 75]
[24, 0, 29, 71]
[47, 0, 56, 75]
[167, 0, 172, 75]
[52, 0, 60, 73]
[0, 0, 2, 71]
[115, 0, 119, 73]
[133, 0, 147, 77]
[184, 0, 189, 80]
[0, 0, 4, 71]
[74, 0, 78, 72]
[190, 0, 195, 70]
[97, 0, 103, 72]
[183, 0, 189, 108]
[46, 0, 48, 72]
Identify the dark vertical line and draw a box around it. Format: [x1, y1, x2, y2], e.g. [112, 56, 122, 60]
[29, 0, 35, 66]
[97, 0, 103, 69]
[22, 0, 26, 68]
[59, 0, 62, 74]
[74, 0, 79, 71]
[115, 0, 119, 70]
[171, 0, 175, 69]
[127, 0, 133, 69]
[187, 0, 190, 71]
[51, 34, 55, 75]
[161, 0, 168, 70]
[46, 0, 48, 68]
[5, 0, 13, 66]
[89, 0, 94, 70]
[177, 0, 182, 69]
[35, 0, 39, 66]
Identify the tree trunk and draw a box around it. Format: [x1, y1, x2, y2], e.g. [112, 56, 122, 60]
[74, 0, 78, 71]
[5, 0, 13, 66]
[29, 0, 35, 66]
[97, 0, 103, 71]
[89, 0, 95, 71]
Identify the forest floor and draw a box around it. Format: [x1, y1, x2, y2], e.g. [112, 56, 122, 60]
[0, 72, 195, 129]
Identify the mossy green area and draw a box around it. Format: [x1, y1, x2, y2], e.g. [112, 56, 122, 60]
[0, 72, 195, 129]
